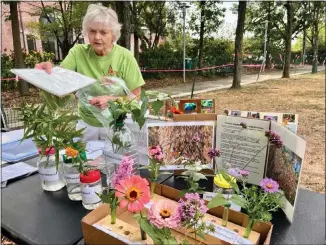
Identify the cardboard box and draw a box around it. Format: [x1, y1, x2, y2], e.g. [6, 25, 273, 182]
[82, 184, 273, 245]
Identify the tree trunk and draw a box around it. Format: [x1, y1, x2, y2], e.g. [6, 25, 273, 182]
[198, 1, 206, 69]
[116, 1, 131, 49]
[133, 1, 140, 63]
[312, 4, 320, 73]
[231, 1, 247, 89]
[61, 38, 70, 58]
[265, 1, 271, 69]
[302, 28, 306, 65]
[282, 1, 293, 78]
[10, 1, 29, 95]
[134, 33, 140, 64]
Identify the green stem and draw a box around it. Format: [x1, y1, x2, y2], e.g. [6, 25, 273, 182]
[111, 207, 117, 224]
[139, 211, 147, 240]
[244, 218, 255, 238]
[150, 181, 156, 198]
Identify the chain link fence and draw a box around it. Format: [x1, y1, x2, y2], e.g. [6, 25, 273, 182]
[1, 97, 78, 132]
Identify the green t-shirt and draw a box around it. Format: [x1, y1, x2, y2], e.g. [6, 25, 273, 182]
[60, 44, 145, 127]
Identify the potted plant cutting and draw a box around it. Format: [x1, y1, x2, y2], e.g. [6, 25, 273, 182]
[20, 91, 84, 191]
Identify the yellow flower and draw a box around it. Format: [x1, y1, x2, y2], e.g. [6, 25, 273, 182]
[65, 147, 79, 158]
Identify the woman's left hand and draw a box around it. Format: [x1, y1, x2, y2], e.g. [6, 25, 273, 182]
[89, 96, 112, 109]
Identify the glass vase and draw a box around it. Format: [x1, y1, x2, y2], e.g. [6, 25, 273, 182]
[37, 155, 65, 192]
[222, 203, 231, 227]
[244, 218, 255, 238]
[111, 207, 117, 224]
[103, 123, 138, 188]
[140, 227, 147, 240]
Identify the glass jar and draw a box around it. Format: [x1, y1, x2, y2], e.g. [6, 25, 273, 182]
[63, 161, 82, 201]
[80, 170, 102, 210]
[62, 152, 87, 201]
[103, 123, 138, 188]
[37, 155, 65, 192]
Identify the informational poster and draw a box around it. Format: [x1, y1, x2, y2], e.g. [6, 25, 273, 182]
[215, 115, 270, 185]
[266, 121, 306, 222]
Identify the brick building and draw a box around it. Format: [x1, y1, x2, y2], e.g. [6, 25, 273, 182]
[1, 2, 64, 60]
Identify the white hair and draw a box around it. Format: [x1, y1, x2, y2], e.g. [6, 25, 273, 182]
[82, 3, 122, 42]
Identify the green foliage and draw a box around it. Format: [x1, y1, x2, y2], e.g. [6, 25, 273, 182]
[25, 1, 88, 56]
[177, 158, 211, 195]
[1, 50, 55, 91]
[241, 184, 284, 222]
[134, 214, 178, 245]
[98, 190, 119, 212]
[20, 91, 83, 169]
[189, 1, 225, 38]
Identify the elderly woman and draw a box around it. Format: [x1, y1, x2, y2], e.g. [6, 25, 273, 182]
[35, 4, 145, 140]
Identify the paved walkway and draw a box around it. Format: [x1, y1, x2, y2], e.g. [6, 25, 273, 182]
[153, 65, 325, 98]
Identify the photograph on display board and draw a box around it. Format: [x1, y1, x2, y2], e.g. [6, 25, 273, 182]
[230, 110, 242, 117]
[264, 115, 278, 121]
[147, 121, 214, 169]
[200, 99, 214, 113]
[266, 121, 306, 222]
[282, 114, 296, 123]
[266, 145, 302, 206]
[247, 111, 260, 119]
[183, 102, 198, 114]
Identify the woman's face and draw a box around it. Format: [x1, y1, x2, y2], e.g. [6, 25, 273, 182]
[87, 23, 114, 56]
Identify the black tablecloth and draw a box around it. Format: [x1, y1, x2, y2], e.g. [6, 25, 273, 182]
[1, 158, 173, 245]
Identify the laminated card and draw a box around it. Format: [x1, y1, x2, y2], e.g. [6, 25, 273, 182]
[11, 67, 97, 97]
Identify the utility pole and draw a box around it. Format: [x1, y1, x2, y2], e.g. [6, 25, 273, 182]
[179, 2, 189, 84]
[256, 20, 268, 83]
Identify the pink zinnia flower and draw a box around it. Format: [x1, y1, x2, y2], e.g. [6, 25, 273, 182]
[148, 145, 163, 161]
[260, 178, 279, 193]
[115, 175, 150, 213]
[148, 199, 181, 229]
[111, 156, 134, 188]
[38, 147, 55, 156]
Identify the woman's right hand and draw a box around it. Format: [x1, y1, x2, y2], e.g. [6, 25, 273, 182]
[35, 62, 53, 74]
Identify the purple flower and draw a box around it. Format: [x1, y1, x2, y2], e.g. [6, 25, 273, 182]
[265, 131, 283, 148]
[260, 178, 279, 193]
[227, 167, 241, 177]
[178, 193, 208, 222]
[111, 156, 134, 188]
[208, 148, 221, 159]
[240, 122, 247, 129]
[239, 170, 250, 177]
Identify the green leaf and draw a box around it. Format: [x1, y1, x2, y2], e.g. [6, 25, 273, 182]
[207, 193, 227, 208]
[197, 231, 205, 239]
[151, 100, 164, 115]
[230, 194, 247, 208]
[179, 189, 188, 197]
